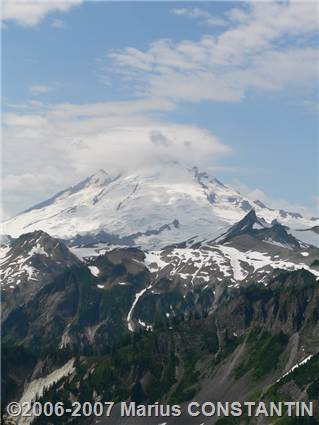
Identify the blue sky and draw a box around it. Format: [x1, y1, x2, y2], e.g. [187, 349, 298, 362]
[2, 1, 318, 218]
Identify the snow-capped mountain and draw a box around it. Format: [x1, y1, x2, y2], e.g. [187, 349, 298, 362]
[2, 211, 318, 300]
[2, 217, 319, 420]
[0, 230, 81, 323]
[2, 222, 318, 341]
[2, 162, 318, 249]
[213, 209, 302, 249]
[0, 230, 79, 290]
[144, 209, 319, 291]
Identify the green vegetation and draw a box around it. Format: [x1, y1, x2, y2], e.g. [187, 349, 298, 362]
[33, 316, 223, 417]
[275, 353, 319, 399]
[216, 416, 242, 425]
[202, 327, 219, 353]
[234, 330, 288, 380]
[291, 354, 319, 390]
[275, 416, 319, 425]
[170, 349, 200, 403]
[7, 266, 318, 425]
[217, 331, 243, 362]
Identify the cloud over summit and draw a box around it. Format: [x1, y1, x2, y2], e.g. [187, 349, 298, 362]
[3, 99, 230, 216]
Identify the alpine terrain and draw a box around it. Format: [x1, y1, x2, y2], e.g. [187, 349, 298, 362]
[1, 164, 319, 425]
[3, 163, 318, 250]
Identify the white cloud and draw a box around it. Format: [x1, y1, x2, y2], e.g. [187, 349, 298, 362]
[48, 97, 175, 118]
[107, 2, 318, 104]
[2, 99, 231, 216]
[51, 18, 64, 29]
[29, 84, 53, 95]
[232, 179, 318, 218]
[172, 7, 227, 27]
[300, 100, 319, 115]
[1, 0, 82, 27]
[313, 196, 319, 210]
[2, 1, 317, 219]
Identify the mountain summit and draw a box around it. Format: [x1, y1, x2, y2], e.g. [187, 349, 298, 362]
[2, 163, 318, 249]
[214, 208, 302, 250]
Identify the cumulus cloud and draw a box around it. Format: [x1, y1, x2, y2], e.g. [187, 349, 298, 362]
[107, 2, 318, 104]
[2, 0, 82, 27]
[2, 99, 231, 216]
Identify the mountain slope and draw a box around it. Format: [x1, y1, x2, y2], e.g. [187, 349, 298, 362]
[2, 166, 319, 425]
[2, 163, 318, 249]
[3, 269, 318, 425]
[213, 209, 302, 250]
[1, 216, 319, 424]
[2, 223, 318, 352]
[0, 230, 82, 325]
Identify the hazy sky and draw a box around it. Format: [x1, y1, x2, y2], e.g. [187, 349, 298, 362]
[2, 1, 318, 218]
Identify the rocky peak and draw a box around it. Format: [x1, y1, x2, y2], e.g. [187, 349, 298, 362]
[215, 209, 267, 242]
[1, 230, 80, 293]
[214, 209, 302, 250]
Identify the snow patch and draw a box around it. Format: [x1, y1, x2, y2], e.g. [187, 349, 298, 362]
[16, 359, 75, 425]
[138, 319, 153, 331]
[88, 265, 100, 276]
[217, 246, 248, 281]
[144, 251, 169, 271]
[29, 243, 48, 257]
[252, 222, 264, 230]
[276, 355, 313, 383]
[127, 285, 152, 332]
